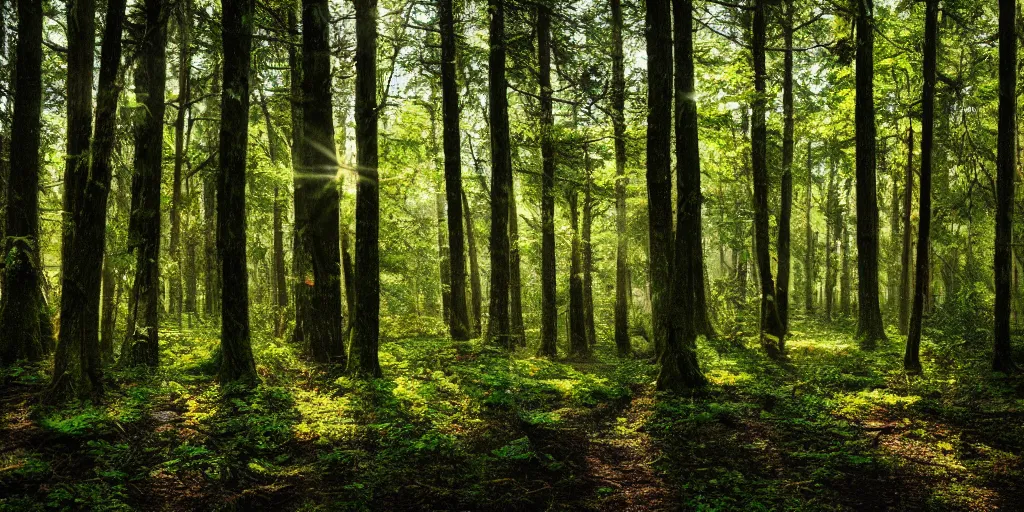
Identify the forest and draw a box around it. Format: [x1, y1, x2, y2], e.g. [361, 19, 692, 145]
[0, 0, 1023, 509]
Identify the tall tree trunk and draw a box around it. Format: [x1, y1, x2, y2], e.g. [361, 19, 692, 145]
[752, 0, 784, 356]
[804, 141, 814, 315]
[994, 0, 1017, 372]
[51, 0, 100, 399]
[854, 0, 887, 348]
[300, 0, 345, 366]
[100, 259, 118, 363]
[537, 4, 558, 357]
[436, 186, 452, 327]
[169, 0, 193, 328]
[825, 157, 836, 322]
[610, 0, 630, 356]
[905, 2, 937, 375]
[463, 190, 483, 336]
[899, 125, 914, 333]
[486, 0, 512, 349]
[218, 0, 258, 384]
[776, 0, 794, 332]
[259, 89, 289, 339]
[646, 0, 673, 361]
[288, 1, 310, 344]
[350, 0, 381, 376]
[660, 0, 707, 391]
[439, 0, 471, 341]
[509, 179, 526, 347]
[888, 144, 901, 316]
[568, 191, 589, 357]
[841, 199, 851, 316]
[582, 149, 596, 347]
[122, 0, 167, 368]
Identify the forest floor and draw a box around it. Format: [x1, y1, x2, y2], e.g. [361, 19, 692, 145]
[2, 317, 1023, 511]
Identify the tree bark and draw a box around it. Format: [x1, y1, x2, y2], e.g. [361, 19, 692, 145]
[288, 1, 310, 344]
[610, 0, 630, 356]
[300, 0, 345, 366]
[994, 0, 1017, 372]
[218, 0, 258, 384]
[486, 0, 512, 350]
[568, 192, 589, 358]
[463, 191, 483, 336]
[898, 125, 914, 334]
[854, 0, 887, 348]
[509, 179, 526, 347]
[583, 150, 596, 348]
[752, 0, 784, 356]
[646, 0, 673, 361]
[436, 186, 452, 327]
[537, 4, 558, 357]
[259, 88, 290, 339]
[100, 259, 118, 363]
[776, 0, 794, 332]
[841, 192, 851, 316]
[660, 0, 707, 391]
[905, 0, 937, 374]
[169, 0, 193, 328]
[804, 141, 814, 315]
[350, 0, 381, 376]
[439, 0, 471, 341]
[122, 0, 167, 368]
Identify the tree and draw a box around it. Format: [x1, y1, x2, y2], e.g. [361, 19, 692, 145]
[905, 0, 937, 375]
[0, 0, 49, 365]
[610, 0, 630, 356]
[646, 0, 673, 361]
[659, 0, 707, 391]
[486, 0, 513, 350]
[537, 4, 557, 358]
[217, 0, 258, 384]
[854, 0, 887, 348]
[994, 0, 1017, 373]
[463, 190, 483, 336]
[898, 124, 914, 334]
[349, 0, 381, 376]
[567, 191, 589, 357]
[804, 141, 814, 315]
[776, 0, 794, 333]
[509, 178, 526, 347]
[169, 0, 194, 326]
[122, 0, 167, 368]
[751, 0, 784, 356]
[439, 0, 471, 341]
[299, 0, 344, 366]
[582, 149, 596, 347]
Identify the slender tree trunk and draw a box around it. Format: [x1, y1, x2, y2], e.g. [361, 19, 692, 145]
[436, 186, 452, 327]
[463, 191, 483, 336]
[259, 90, 290, 338]
[537, 4, 558, 357]
[841, 200, 851, 316]
[486, 0, 513, 349]
[804, 141, 814, 315]
[51, 0, 100, 399]
[825, 158, 836, 322]
[100, 259, 118, 363]
[288, 2, 310, 344]
[888, 146, 900, 316]
[752, 0, 784, 356]
[899, 125, 914, 333]
[610, 0, 630, 356]
[905, 2, 937, 375]
[582, 148, 596, 347]
[122, 0, 167, 368]
[350, 0, 381, 376]
[776, 0, 794, 332]
[218, 0, 258, 384]
[169, 0, 193, 328]
[660, 0, 707, 391]
[854, 0, 887, 348]
[439, 0, 471, 341]
[509, 179, 526, 347]
[994, 0, 1017, 372]
[568, 192, 589, 357]
[646, 0, 674, 361]
[299, 0, 345, 366]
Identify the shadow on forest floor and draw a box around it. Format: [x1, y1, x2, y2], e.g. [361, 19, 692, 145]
[1, 318, 1022, 510]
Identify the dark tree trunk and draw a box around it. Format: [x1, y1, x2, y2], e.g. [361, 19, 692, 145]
[288, 2, 309, 344]
[509, 180, 526, 347]
[776, 0, 794, 332]
[888, 144, 901, 316]
[218, 0, 258, 384]
[537, 4, 558, 357]
[583, 151, 596, 347]
[994, 0, 1017, 372]
[486, 0, 512, 350]
[660, 0, 707, 391]
[825, 160, 836, 322]
[905, 0, 937, 374]
[854, 0, 887, 348]
[610, 0, 630, 356]
[169, 0, 193, 328]
[463, 190, 483, 336]
[439, 0, 471, 341]
[646, 0, 673, 361]
[300, 0, 344, 366]
[841, 199, 851, 316]
[898, 125, 914, 334]
[804, 141, 814, 315]
[436, 186, 453, 328]
[568, 192, 589, 358]
[350, 0, 380, 376]
[259, 90, 289, 338]
[122, 0, 167, 368]
[100, 259, 118, 363]
[0, 0, 48, 365]
[51, 0, 100, 399]
[342, 229, 356, 324]
[752, 0, 784, 356]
